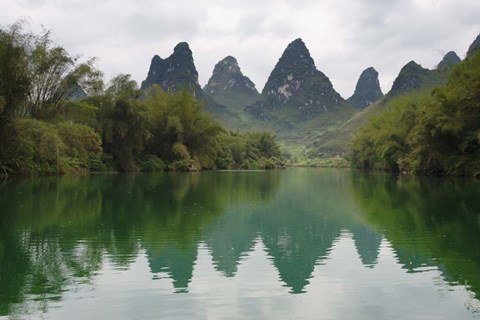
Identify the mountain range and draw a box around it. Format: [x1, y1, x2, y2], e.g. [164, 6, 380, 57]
[139, 34, 479, 160]
[308, 49, 467, 158]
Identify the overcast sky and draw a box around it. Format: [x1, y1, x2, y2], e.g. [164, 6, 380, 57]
[2, 0, 480, 98]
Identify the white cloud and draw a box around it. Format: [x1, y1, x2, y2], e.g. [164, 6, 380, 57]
[1, 0, 480, 97]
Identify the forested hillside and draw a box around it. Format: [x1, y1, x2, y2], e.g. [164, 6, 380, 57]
[350, 51, 480, 177]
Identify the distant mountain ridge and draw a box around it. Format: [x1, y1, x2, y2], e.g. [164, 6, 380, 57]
[137, 33, 480, 161]
[307, 43, 478, 158]
[387, 50, 462, 97]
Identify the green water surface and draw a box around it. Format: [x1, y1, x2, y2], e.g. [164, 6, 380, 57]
[1, 168, 480, 319]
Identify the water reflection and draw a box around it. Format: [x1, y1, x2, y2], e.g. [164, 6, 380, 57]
[351, 172, 480, 295]
[1, 169, 480, 318]
[350, 225, 383, 268]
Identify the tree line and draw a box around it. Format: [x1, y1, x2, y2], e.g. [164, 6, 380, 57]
[0, 22, 283, 175]
[350, 49, 480, 177]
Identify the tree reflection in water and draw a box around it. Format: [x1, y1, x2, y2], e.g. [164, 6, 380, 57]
[1, 169, 480, 317]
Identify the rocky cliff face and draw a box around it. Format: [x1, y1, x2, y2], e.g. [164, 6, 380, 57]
[140, 42, 203, 98]
[203, 56, 260, 108]
[437, 51, 461, 70]
[347, 67, 383, 109]
[247, 38, 346, 120]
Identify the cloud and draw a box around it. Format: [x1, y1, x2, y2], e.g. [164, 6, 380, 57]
[2, 0, 480, 97]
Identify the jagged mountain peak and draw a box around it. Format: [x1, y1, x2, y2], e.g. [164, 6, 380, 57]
[173, 41, 190, 51]
[204, 56, 244, 89]
[363, 66, 377, 73]
[388, 61, 428, 95]
[140, 42, 202, 97]
[172, 42, 193, 58]
[284, 38, 312, 56]
[203, 56, 259, 104]
[262, 38, 317, 97]
[437, 51, 461, 70]
[286, 38, 311, 55]
[261, 38, 339, 104]
[246, 38, 348, 121]
[220, 55, 239, 67]
[347, 67, 383, 109]
[404, 60, 423, 69]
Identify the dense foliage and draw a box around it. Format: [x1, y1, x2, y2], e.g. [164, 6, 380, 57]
[350, 51, 480, 177]
[0, 22, 283, 175]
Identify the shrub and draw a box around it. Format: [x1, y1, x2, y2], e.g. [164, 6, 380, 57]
[56, 121, 102, 165]
[4, 119, 65, 175]
[137, 154, 166, 172]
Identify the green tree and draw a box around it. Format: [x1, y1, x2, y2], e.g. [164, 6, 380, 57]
[0, 21, 103, 121]
[97, 75, 149, 172]
[0, 21, 31, 124]
[27, 32, 103, 119]
[216, 132, 246, 169]
[145, 86, 224, 170]
[0, 21, 104, 175]
[2, 118, 65, 175]
[245, 131, 281, 159]
[55, 121, 102, 166]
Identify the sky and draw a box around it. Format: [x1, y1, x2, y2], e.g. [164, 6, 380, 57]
[2, 0, 480, 98]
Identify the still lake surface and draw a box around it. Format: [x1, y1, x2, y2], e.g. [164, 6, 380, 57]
[1, 168, 480, 319]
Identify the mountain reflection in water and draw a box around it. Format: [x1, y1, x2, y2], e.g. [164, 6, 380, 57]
[1, 169, 480, 319]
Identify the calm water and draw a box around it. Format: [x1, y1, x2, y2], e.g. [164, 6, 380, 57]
[1, 168, 480, 319]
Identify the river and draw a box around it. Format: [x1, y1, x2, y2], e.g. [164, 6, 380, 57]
[1, 168, 479, 319]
